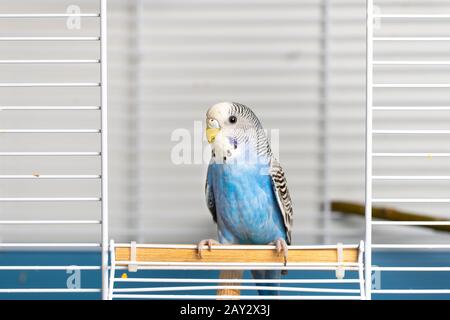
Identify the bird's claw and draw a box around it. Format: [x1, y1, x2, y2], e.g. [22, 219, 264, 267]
[271, 238, 289, 266]
[196, 239, 220, 258]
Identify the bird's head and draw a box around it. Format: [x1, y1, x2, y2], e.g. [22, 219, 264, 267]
[206, 102, 270, 162]
[206, 102, 260, 143]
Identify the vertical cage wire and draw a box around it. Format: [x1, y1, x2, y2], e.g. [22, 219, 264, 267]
[365, 0, 374, 300]
[100, 0, 109, 300]
[127, 0, 144, 242]
[320, 0, 331, 244]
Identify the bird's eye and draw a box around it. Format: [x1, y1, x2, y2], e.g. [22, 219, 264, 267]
[229, 116, 237, 124]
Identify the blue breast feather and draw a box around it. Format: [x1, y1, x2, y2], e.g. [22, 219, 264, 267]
[208, 162, 287, 245]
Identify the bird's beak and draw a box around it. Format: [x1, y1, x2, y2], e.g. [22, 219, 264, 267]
[206, 128, 220, 143]
[206, 118, 221, 143]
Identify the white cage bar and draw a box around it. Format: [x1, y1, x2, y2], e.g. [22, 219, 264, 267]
[365, 0, 374, 300]
[319, 0, 331, 245]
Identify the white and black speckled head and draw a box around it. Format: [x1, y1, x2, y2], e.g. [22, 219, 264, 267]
[206, 102, 271, 163]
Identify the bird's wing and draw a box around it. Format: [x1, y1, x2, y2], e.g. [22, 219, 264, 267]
[269, 157, 293, 244]
[205, 165, 217, 223]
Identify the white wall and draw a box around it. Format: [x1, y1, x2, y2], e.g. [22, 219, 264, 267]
[1, 0, 450, 246]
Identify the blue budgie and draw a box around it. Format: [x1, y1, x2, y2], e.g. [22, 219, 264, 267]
[197, 102, 294, 296]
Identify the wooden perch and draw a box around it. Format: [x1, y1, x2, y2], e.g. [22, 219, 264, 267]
[115, 246, 358, 264]
[332, 200, 450, 233]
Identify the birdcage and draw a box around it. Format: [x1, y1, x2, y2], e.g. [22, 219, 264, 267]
[1, 0, 450, 300]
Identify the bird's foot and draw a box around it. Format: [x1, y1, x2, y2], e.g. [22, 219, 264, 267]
[196, 239, 220, 258]
[270, 238, 289, 266]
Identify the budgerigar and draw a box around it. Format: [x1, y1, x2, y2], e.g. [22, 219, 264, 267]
[197, 102, 294, 296]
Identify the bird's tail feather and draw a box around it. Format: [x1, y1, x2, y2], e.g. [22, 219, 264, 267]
[251, 270, 281, 296]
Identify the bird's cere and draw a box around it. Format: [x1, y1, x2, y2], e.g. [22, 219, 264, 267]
[207, 118, 220, 129]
